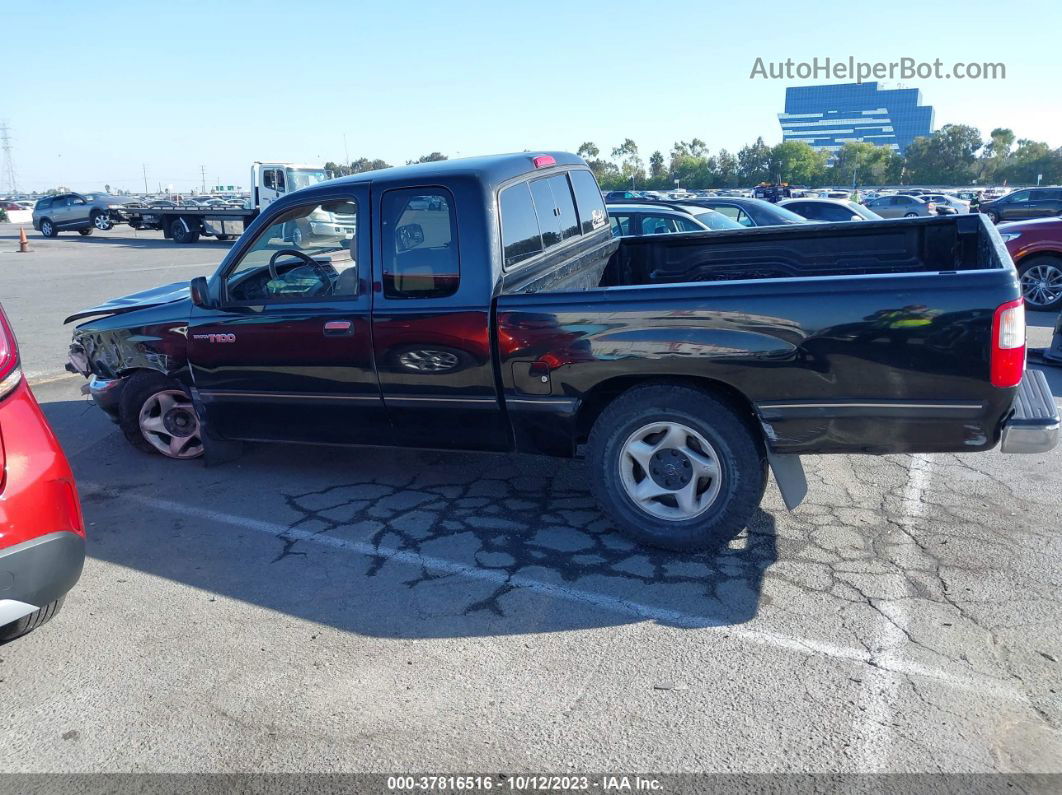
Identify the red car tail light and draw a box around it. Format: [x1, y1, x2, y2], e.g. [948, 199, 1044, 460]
[0, 304, 22, 400]
[990, 297, 1026, 388]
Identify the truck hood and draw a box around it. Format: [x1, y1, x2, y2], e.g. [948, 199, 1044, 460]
[64, 281, 190, 324]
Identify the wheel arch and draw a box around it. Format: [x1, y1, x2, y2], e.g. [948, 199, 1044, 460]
[575, 374, 762, 445]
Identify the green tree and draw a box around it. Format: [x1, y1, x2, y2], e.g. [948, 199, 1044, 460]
[714, 149, 738, 188]
[998, 139, 1062, 185]
[407, 152, 447, 165]
[737, 137, 772, 184]
[611, 138, 645, 186]
[903, 124, 983, 184]
[975, 127, 1015, 182]
[827, 142, 903, 186]
[768, 141, 829, 185]
[577, 141, 618, 184]
[649, 151, 666, 179]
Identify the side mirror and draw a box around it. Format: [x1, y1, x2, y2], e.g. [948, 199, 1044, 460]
[189, 276, 213, 308]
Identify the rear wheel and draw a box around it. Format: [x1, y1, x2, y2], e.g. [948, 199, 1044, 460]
[0, 598, 64, 643]
[39, 218, 57, 237]
[216, 234, 233, 241]
[587, 384, 766, 551]
[91, 210, 112, 231]
[78, 228, 93, 236]
[1019, 256, 1062, 311]
[170, 217, 200, 244]
[119, 371, 204, 459]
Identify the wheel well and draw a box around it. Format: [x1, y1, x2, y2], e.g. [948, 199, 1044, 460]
[1017, 251, 1062, 268]
[575, 375, 760, 443]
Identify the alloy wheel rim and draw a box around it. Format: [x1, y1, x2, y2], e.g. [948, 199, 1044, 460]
[1021, 264, 1062, 307]
[94, 214, 109, 230]
[42, 221, 52, 235]
[138, 389, 204, 459]
[618, 421, 723, 521]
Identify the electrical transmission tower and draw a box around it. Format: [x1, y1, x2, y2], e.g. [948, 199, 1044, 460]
[0, 122, 16, 195]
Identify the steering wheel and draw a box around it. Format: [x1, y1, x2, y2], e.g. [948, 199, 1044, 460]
[268, 248, 319, 282]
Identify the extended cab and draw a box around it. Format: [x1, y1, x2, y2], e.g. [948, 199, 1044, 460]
[64, 153, 1059, 551]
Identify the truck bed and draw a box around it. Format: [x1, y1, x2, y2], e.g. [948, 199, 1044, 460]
[495, 214, 1021, 457]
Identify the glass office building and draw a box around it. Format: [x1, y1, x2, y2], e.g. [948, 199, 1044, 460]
[778, 82, 934, 155]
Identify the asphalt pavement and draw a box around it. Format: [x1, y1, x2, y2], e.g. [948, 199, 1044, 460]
[0, 223, 1060, 774]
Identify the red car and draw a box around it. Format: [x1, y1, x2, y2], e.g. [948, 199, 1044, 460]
[0, 304, 85, 642]
[1001, 217, 1062, 311]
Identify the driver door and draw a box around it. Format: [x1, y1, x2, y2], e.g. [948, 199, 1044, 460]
[188, 186, 391, 445]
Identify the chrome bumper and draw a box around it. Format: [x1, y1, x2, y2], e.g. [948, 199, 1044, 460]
[1000, 369, 1059, 454]
[82, 374, 128, 421]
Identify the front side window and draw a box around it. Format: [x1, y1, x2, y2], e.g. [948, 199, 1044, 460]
[263, 170, 276, 190]
[225, 198, 359, 303]
[1007, 190, 1031, 203]
[381, 188, 459, 299]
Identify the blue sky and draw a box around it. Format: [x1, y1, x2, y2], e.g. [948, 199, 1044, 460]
[4, 0, 1060, 192]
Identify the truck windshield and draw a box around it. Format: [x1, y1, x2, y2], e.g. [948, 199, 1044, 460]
[286, 169, 330, 190]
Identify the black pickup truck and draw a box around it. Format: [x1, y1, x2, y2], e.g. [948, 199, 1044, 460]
[65, 152, 1059, 550]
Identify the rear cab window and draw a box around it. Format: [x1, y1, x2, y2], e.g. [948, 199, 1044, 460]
[499, 168, 606, 269]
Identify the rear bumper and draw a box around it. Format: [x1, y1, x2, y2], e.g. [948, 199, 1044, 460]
[1000, 368, 1059, 453]
[0, 532, 85, 626]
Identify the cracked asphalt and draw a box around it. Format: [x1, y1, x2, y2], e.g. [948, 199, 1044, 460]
[1, 225, 1061, 773]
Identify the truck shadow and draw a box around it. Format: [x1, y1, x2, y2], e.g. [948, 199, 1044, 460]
[41, 397, 779, 639]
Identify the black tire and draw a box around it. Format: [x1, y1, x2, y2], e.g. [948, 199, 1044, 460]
[587, 384, 767, 552]
[91, 210, 112, 231]
[170, 217, 200, 244]
[904, 211, 918, 218]
[985, 210, 1000, 224]
[78, 227, 93, 236]
[118, 370, 204, 459]
[39, 218, 57, 237]
[1018, 255, 1062, 311]
[216, 234, 233, 241]
[0, 598, 64, 643]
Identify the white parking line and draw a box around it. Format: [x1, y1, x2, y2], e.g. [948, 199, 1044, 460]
[80, 480, 1025, 703]
[854, 453, 933, 771]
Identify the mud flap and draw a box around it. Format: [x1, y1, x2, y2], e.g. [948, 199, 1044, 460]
[189, 386, 244, 466]
[766, 450, 807, 510]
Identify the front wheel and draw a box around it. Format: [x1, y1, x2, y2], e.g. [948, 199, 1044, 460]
[39, 218, 57, 237]
[1019, 256, 1062, 311]
[78, 228, 93, 236]
[91, 211, 112, 231]
[985, 210, 1000, 224]
[587, 384, 766, 551]
[904, 211, 918, 218]
[119, 371, 204, 459]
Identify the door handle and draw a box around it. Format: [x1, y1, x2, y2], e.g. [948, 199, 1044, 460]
[323, 320, 354, 336]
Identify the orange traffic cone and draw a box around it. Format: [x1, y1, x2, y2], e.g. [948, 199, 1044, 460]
[17, 226, 31, 253]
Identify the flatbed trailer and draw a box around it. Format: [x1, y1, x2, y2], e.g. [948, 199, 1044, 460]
[109, 161, 333, 243]
[115, 206, 256, 243]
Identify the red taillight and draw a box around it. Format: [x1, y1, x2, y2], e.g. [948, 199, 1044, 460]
[532, 155, 556, 169]
[0, 304, 21, 399]
[990, 297, 1025, 388]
